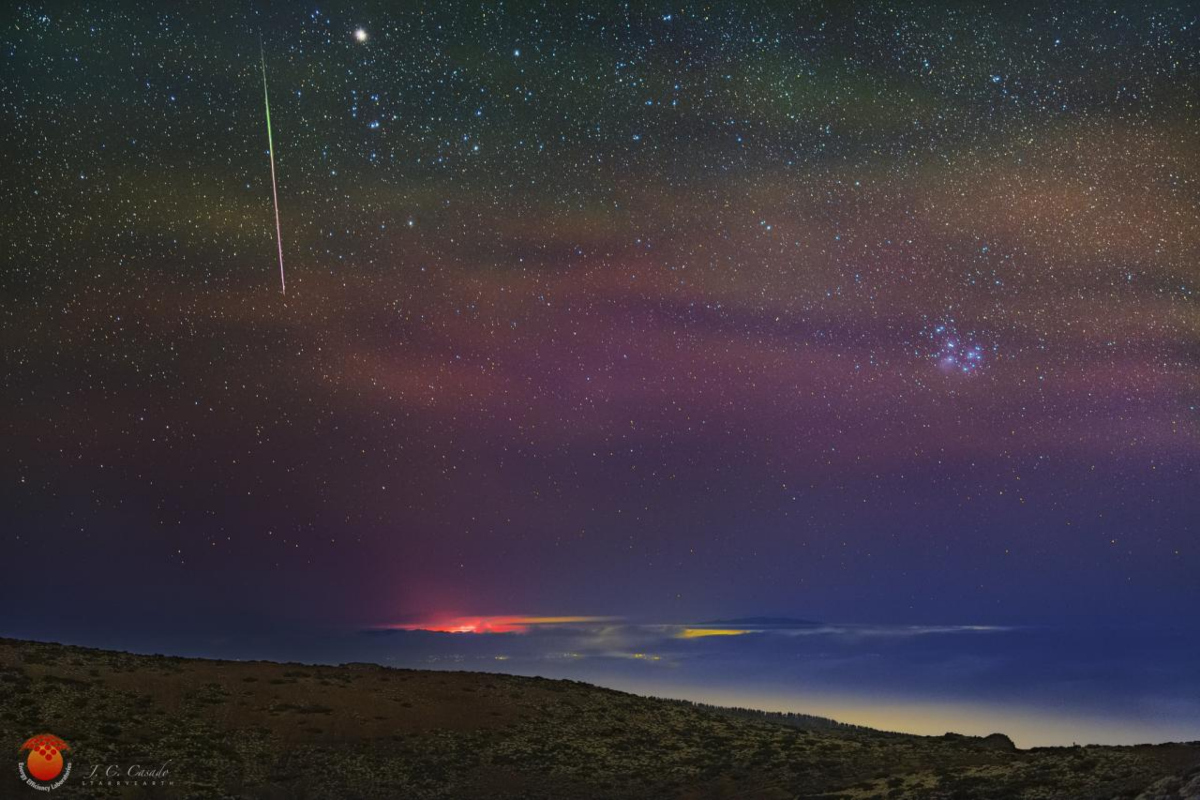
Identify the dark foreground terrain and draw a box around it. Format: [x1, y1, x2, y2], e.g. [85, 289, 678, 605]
[1, 638, 1198, 799]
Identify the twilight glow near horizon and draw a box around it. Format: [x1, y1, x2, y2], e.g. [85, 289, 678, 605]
[1, 1, 1198, 743]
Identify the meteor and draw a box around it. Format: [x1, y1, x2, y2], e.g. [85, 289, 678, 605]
[260, 42, 286, 294]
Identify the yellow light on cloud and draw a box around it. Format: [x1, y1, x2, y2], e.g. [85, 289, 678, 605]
[678, 628, 751, 639]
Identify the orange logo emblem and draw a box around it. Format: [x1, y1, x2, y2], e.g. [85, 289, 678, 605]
[18, 733, 71, 789]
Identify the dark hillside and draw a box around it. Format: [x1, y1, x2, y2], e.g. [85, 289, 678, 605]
[1, 638, 1197, 799]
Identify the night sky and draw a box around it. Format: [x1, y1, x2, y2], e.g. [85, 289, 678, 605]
[2, 2, 1199, 731]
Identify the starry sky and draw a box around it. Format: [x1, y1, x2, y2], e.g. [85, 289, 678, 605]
[2, 1, 1198, 659]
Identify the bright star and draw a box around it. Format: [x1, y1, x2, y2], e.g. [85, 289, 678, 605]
[354, 28, 368, 43]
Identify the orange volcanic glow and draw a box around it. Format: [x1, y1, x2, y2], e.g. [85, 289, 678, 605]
[384, 615, 615, 634]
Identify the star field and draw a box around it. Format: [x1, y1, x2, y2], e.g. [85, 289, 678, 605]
[1, 2, 1197, 631]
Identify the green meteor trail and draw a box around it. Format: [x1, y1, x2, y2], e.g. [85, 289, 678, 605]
[260, 43, 285, 295]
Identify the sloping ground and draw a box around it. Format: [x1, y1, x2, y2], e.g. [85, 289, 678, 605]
[0, 637, 1197, 799]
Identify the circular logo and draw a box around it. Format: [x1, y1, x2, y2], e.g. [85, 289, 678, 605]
[18, 733, 71, 790]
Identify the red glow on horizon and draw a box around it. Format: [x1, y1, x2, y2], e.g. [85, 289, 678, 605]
[382, 615, 614, 635]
